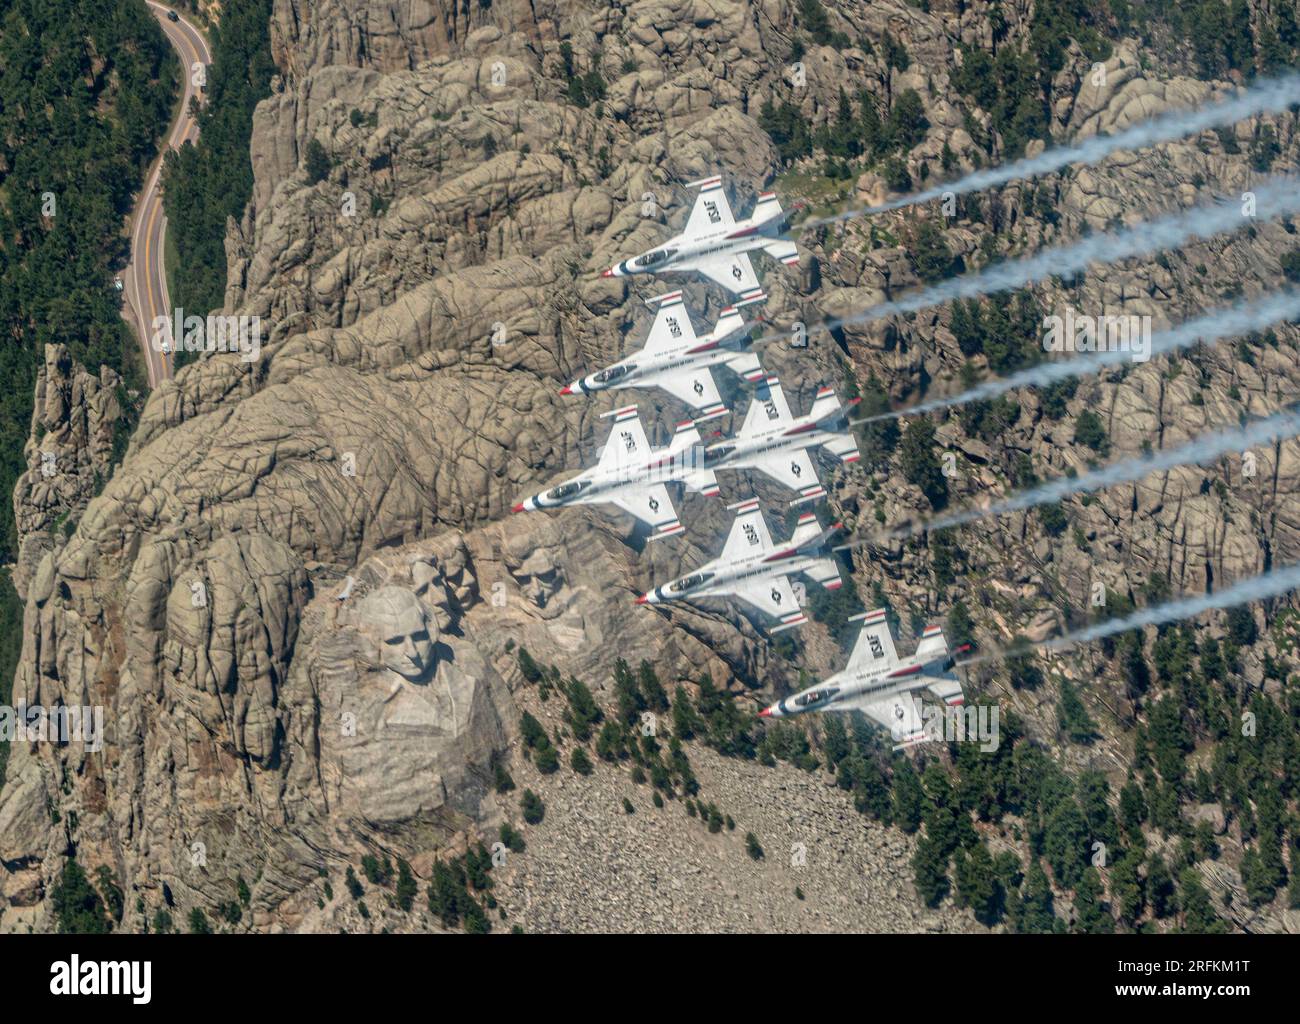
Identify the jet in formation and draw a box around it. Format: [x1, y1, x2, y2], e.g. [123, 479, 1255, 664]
[518, 373, 861, 532]
[560, 289, 767, 422]
[602, 175, 801, 296]
[512, 405, 700, 540]
[690, 376, 861, 506]
[759, 609, 971, 748]
[637, 499, 842, 633]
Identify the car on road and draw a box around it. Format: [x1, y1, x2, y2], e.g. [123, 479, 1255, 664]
[167, 10, 179, 21]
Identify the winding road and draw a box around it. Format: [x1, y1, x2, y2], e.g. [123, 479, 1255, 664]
[122, 2, 212, 387]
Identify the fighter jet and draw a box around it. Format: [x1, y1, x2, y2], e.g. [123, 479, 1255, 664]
[686, 377, 861, 506]
[759, 609, 971, 748]
[512, 405, 702, 540]
[636, 498, 842, 632]
[601, 175, 801, 296]
[560, 289, 767, 422]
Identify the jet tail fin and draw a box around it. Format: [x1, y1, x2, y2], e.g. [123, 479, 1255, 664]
[663, 420, 716, 496]
[791, 511, 841, 553]
[667, 418, 702, 454]
[915, 624, 949, 664]
[711, 289, 766, 342]
[752, 191, 789, 233]
[808, 385, 857, 427]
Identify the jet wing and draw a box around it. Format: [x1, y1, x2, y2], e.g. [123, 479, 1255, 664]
[740, 376, 794, 438]
[842, 692, 926, 746]
[719, 498, 773, 561]
[612, 483, 684, 539]
[651, 366, 727, 420]
[728, 574, 807, 632]
[683, 176, 735, 237]
[845, 608, 900, 674]
[743, 448, 824, 503]
[675, 250, 761, 296]
[597, 406, 651, 471]
[642, 292, 697, 354]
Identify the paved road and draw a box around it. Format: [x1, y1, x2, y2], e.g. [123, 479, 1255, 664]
[122, 2, 212, 387]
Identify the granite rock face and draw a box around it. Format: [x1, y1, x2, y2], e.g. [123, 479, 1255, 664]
[11, 345, 126, 600]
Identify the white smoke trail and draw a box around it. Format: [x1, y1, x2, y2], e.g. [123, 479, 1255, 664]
[801, 73, 1300, 229]
[883, 405, 1300, 541]
[763, 177, 1300, 351]
[855, 290, 1300, 425]
[1040, 563, 1300, 652]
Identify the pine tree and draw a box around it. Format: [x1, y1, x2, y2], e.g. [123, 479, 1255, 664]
[912, 834, 950, 907]
[638, 661, 670, 712]
[947, 600, 976, 649]
[521, 789, 546, 825]
[1018, 860, 1057, 933]
[1074, 867, 1113, 934]
[563, 676, 602, 741]
[898, 417, 948, 509]
[1043, 799, 1089, 890]
[1057, 681, 1098, 745]
[955, 841, 1002, 925]
[304, 138, 331, 184]
[570, 747, 594, 775]
[892, 759, 925, 833]
[395, 858, 417, 912]
[672, 684, 701, 740]
[1178, 867, 1229, 933]
[1146, 854, 1176, 919]
[51, 858, 110, 934]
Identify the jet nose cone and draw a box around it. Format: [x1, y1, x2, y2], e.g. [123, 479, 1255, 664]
[559, 384, 573, 395]
[758, 707, 773, 718]
[512, 502, 526, 513]
[635, 593, 649, 605]
[601, 268, 614, 278]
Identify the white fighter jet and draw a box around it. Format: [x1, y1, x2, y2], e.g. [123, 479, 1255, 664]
[560, 289, 767, 423]
[512, 405, 702, 540]
[759, 609, 971, 749]
[686, 377, 861, 506]
[601, 175, 802, 296]
[636, 498, 842, 632]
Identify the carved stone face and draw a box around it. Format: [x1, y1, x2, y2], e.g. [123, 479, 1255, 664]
[358, 587, 436, 680]
[505, 535, 565, 608]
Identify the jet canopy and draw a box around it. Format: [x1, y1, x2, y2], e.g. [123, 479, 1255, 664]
[593, 364, 634, 384]
[632, 248, 676, 269]
[793, 687, 839, 708]
[545, 480, 587, 501]
[667, 571, 712, 594]
[703, 444, 735, 467]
